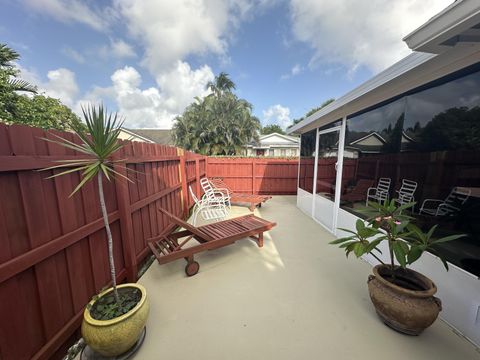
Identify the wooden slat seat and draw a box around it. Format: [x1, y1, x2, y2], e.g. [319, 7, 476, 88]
[148, 208, 276, 276]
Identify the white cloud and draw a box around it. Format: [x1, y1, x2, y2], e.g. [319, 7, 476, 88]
[114, 0, 229, 75]
[62, 47, 85, 63]
[113, 0, 276, 75]
[281, 63, 303, 80]
[19, 62, 214, 129]
[22, 0, 109, 31]
[98, 39, 137, 60]
[18, 65, 79, 107]
[76, 63, 214, 129]
[289, 0, 452, 73]
[43, 68, 79, 107]
[263, 104, 291, 129]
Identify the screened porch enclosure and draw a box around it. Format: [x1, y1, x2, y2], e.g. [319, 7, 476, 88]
[297, 63, 480, 278]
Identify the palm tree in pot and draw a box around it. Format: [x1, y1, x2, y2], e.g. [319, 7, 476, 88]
[43, 104, 149, 357]
[330, 200, 464, 335]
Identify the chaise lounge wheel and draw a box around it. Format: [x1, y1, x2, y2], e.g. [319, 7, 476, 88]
[185, 261, 200, 277]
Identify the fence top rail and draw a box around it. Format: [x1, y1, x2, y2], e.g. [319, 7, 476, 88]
[207, 158, 299, 164]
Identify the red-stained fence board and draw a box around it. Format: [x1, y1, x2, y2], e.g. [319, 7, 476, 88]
[0, 123, 206, 360]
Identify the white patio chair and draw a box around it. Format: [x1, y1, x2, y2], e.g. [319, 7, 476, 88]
[394, 179, 418, 212]
[200, 177, 231, 209]
[420, 187, 471, 216]
[366, 178, 391, 206]
[189, 185, 228, 225]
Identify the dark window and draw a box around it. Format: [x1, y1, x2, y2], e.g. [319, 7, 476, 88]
[403, 70, 480, 277]
[299, 129, 316, 193]
[339, 68, 480, 276]
[340, 98, 406, 214]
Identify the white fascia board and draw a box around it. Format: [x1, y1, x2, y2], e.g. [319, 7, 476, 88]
[403, 0, 480, 54]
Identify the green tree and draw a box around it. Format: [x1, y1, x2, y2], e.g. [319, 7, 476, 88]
[0, 44, 37, 93]
[418, 106, 480, 151]
[288, 98, 335, 129]
[173, 73, 260, 155]
[261, 124, 285, 135]
[11, 95, 81, 130]
[0, 43, 80, 129]
[0, 43, 37, 121]
[206, 71, 235, 97]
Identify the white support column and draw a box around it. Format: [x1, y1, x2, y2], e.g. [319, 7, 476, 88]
[311, 127, 320, 216]
[332, 116, 347, 234]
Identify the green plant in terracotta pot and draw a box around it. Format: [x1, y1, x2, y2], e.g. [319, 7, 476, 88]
[330, 200, 464, 335]
[43, 105, 149, 356]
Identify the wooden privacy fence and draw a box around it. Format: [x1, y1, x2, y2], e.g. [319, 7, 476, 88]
[206, 157, 299, 195]
[0, 124, 206, 360]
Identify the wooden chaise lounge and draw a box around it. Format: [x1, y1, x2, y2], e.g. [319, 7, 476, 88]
[148, 208, 276, 276]
[341, 179, 375, 207]
[210, 177, 272, 212]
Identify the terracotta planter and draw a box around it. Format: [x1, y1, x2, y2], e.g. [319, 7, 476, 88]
[81, 283, 149, 357]
[367, 264, 442, 335]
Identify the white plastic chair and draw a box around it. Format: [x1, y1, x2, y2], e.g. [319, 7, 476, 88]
[189, 185, 228, 225]
[200, 177, 231, 209]
[394, 179, 418, 209]
[366, 178, 391, 205]
[420, 187, 471, 216]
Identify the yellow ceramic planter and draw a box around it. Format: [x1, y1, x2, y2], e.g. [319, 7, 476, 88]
[81, 283, 149, 357]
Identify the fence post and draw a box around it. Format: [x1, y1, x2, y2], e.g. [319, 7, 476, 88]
[252, 158, 256, 195]
[113, 149, 137, 283]
[178, 149, 189, 217]
[195, 158, 201, 197]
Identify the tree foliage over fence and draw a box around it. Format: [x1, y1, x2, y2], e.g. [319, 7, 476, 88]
[0, 43, 80, 130]
[172, 72, 260, 156]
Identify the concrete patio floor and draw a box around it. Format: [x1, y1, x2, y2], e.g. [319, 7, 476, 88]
[136, 196, 480, 360]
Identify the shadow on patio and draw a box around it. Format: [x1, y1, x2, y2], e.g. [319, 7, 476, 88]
[136, 196, 480, 360]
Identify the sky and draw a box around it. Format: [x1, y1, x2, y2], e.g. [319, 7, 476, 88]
[0, 0, 453, 130]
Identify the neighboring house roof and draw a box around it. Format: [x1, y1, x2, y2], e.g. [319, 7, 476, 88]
[246, 132, 300, 148]
[346, 131, 415, 154]
[349, 132, 386, 145]
[120, 128, 173, 145]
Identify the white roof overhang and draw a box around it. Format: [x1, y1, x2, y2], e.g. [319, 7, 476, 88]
[403, 0, 480, 55]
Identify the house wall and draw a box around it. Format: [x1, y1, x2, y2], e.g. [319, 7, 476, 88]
[244, 147, 299, 157]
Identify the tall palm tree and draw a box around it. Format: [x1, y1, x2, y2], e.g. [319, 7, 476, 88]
[43, 105, 126, 304]
[174, 72, 259, 155]
[206, 72, 235, 98]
